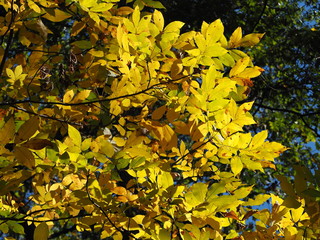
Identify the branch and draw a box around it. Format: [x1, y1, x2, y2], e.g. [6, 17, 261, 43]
[85, 172, 138, 240]
[251, 0, 268, 32]
[0, 74, 192, 107]
[48, 224, 76, 239]
[254, 103, 320, 137]
[174, 136, 217, 165]
[0, 0, 16, 77]
[0, 213, 90, 223]
[11, 105, 82, 126]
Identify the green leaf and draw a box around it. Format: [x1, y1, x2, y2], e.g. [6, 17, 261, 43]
[159, 229, 171, 240]
[34, 222, 49, 240]
[72, 40, 92, 49]
[282, 195, 301, 209]
[143, 0, 165, 9]
[130, 157, 146, 169]
[276, 175, 296, 196]
[302, 188, 320, 198]
[8, 221, 24, 234]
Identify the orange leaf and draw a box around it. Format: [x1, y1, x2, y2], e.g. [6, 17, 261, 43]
[152, 105, 166, 120]
[112, 186, 127, 195]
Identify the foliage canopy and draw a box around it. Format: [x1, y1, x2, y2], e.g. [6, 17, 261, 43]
[0, 0, 319, 239]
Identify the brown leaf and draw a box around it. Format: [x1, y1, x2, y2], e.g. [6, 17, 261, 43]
[21, 139, 53, 150]
[242, 210, 259, 221]
[223, 210, 241, 221]
[13, 146, 35, 169]
[14, 116, 39, 144]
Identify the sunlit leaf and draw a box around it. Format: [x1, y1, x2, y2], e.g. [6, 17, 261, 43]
[43, 8, 71, 22]
[68, 125, 82, 147]
[240, 33, 265, 47]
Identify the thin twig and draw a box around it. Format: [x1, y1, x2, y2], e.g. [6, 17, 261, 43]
[85, 172, 138, 239]
[0, 214, 90, 223]
[0, 74, 193, 107]
[254, 103, 319, 137]
[11, 105, 82, 126]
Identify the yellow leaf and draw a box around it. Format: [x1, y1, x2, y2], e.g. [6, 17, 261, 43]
[153, 10, 164, 31]
[250, 130, 268, 149]
[194, 33, 206, 51]
[229, 27, 242, 48]
[81, 138, 92, 151]
[28, 0, 41, 13]
[231, 156, 243, 176]
[236, 66, 264, 78]
[68, 125, 82, 147]
[88, 49, 104, 57]
[240, 33, 265, 47]
[185, 182, 207, 208]
[15, 116, 39, 144]
[88, 12, 100, 24]
[206, 19, 224, 45]
[34, 222, 49, 240]
[43, 8, 71, 22]
[290, 206, 305, 223]
[210, 195, 239, 212]
[163, 21, 184, 33]
[229, 57, 250, 77]
[204, 44, 228, 57]
[15, 65, 23, 77]
[112, 186, 127, 195]
[73, 90, 91, 103]
[121, 98, 131, 107]
[6, 68, 14, 79]
[100, 140, 114, 158]
[233, 186, 253, 199]
[158, 171, 173, 189]
[79, 0, 96, 9]
[243, 194, 270, 206]
[0, 118, 15, 144]
[63, 89, 75, 103]
[132, 6, 140, 28]
[241, 156, 264, 172]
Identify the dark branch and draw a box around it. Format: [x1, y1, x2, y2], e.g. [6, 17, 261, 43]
[85, 172, 138, 240]
[0, 213, 90, 223]
[254, 103, 320, 137]
[11, 105, 82, 126]
[0, 75, 192, 107]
